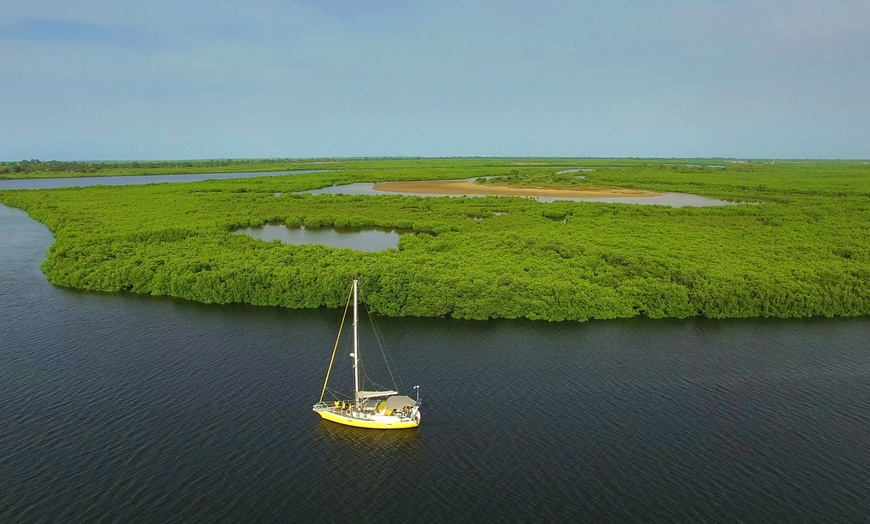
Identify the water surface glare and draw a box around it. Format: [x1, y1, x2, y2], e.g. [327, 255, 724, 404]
[1, 202, 869, 522]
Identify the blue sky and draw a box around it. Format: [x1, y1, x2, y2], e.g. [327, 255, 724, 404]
[2, 0, 868, 160]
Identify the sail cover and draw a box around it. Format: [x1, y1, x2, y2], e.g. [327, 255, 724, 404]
[384, 395, 416, 410]
[356, 390, 398, 399]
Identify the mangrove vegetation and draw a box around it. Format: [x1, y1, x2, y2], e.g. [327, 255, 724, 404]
[0, 158, 867, 321]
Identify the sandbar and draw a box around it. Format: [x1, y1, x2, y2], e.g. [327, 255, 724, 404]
[372, 180, 661, 198]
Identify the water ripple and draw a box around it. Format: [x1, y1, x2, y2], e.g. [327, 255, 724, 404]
[3, 203, 870, 522]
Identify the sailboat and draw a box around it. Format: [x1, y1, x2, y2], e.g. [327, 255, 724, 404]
[313, 279, 422, 429]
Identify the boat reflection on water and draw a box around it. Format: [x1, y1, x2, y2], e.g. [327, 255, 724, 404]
[314, 419, 422, 450]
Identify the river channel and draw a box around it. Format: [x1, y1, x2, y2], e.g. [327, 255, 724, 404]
[0, 175, 868, 522]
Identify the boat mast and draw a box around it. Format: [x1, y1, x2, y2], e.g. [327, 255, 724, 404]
[352, 279, 360, 402]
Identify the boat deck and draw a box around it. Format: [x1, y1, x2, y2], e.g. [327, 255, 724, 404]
[314, 403, 420, 429]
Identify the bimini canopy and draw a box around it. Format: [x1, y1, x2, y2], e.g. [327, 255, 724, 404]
[384, 395, 416, 411]
[356, 390, 398, 400]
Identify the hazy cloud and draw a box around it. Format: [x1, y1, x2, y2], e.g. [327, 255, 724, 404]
[0, 18, 108, 43]
[1, 1, 868, 160]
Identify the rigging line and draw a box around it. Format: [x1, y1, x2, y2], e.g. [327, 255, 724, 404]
[364, 303, 394, 388]
[356, 331, 391, 393]
[318, 285, 354, 403]
[334, 317, 353, 393]
[325, 386, 350, 400]
[336, 332, 351, 397]
[372, 305, 403, 391]
[356, 335, 375, 392]
[365, 302, 405, 393]
[358, 353, 393, 393]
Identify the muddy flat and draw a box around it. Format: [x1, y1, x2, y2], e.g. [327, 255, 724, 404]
[372, 180, 661, 198]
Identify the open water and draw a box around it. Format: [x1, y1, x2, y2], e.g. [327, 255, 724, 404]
[0, 170, 329, 190]
[1, 180, 869, 522]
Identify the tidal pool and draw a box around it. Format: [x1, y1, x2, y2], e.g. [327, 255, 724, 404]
[304, 180, 735, 207]
[233, 225, 400, 251]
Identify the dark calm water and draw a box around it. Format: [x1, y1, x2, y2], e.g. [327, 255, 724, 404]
[2, 200, 870, 522]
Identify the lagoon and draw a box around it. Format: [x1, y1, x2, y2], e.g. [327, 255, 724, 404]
[233, 225, 401, 251]
[306, 180, 735, 207]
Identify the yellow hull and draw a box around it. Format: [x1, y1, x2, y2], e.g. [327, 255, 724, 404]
[316, 410, 420, 430]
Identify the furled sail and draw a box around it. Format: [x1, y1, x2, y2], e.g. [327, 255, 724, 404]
[355, 390, 398, 400]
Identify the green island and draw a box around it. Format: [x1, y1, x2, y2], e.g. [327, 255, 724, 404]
[1, 157, 868, 321]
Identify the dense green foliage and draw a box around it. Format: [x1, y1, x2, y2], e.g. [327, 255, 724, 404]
[1, 158, 868, 321]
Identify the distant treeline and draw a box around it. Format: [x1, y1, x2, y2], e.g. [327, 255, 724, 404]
[1, 157, 756, 179]
[0, 158, 333, 178]
[1, 158, 867, 321]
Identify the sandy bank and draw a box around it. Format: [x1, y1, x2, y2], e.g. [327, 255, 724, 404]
[372, 180, 661, 198]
